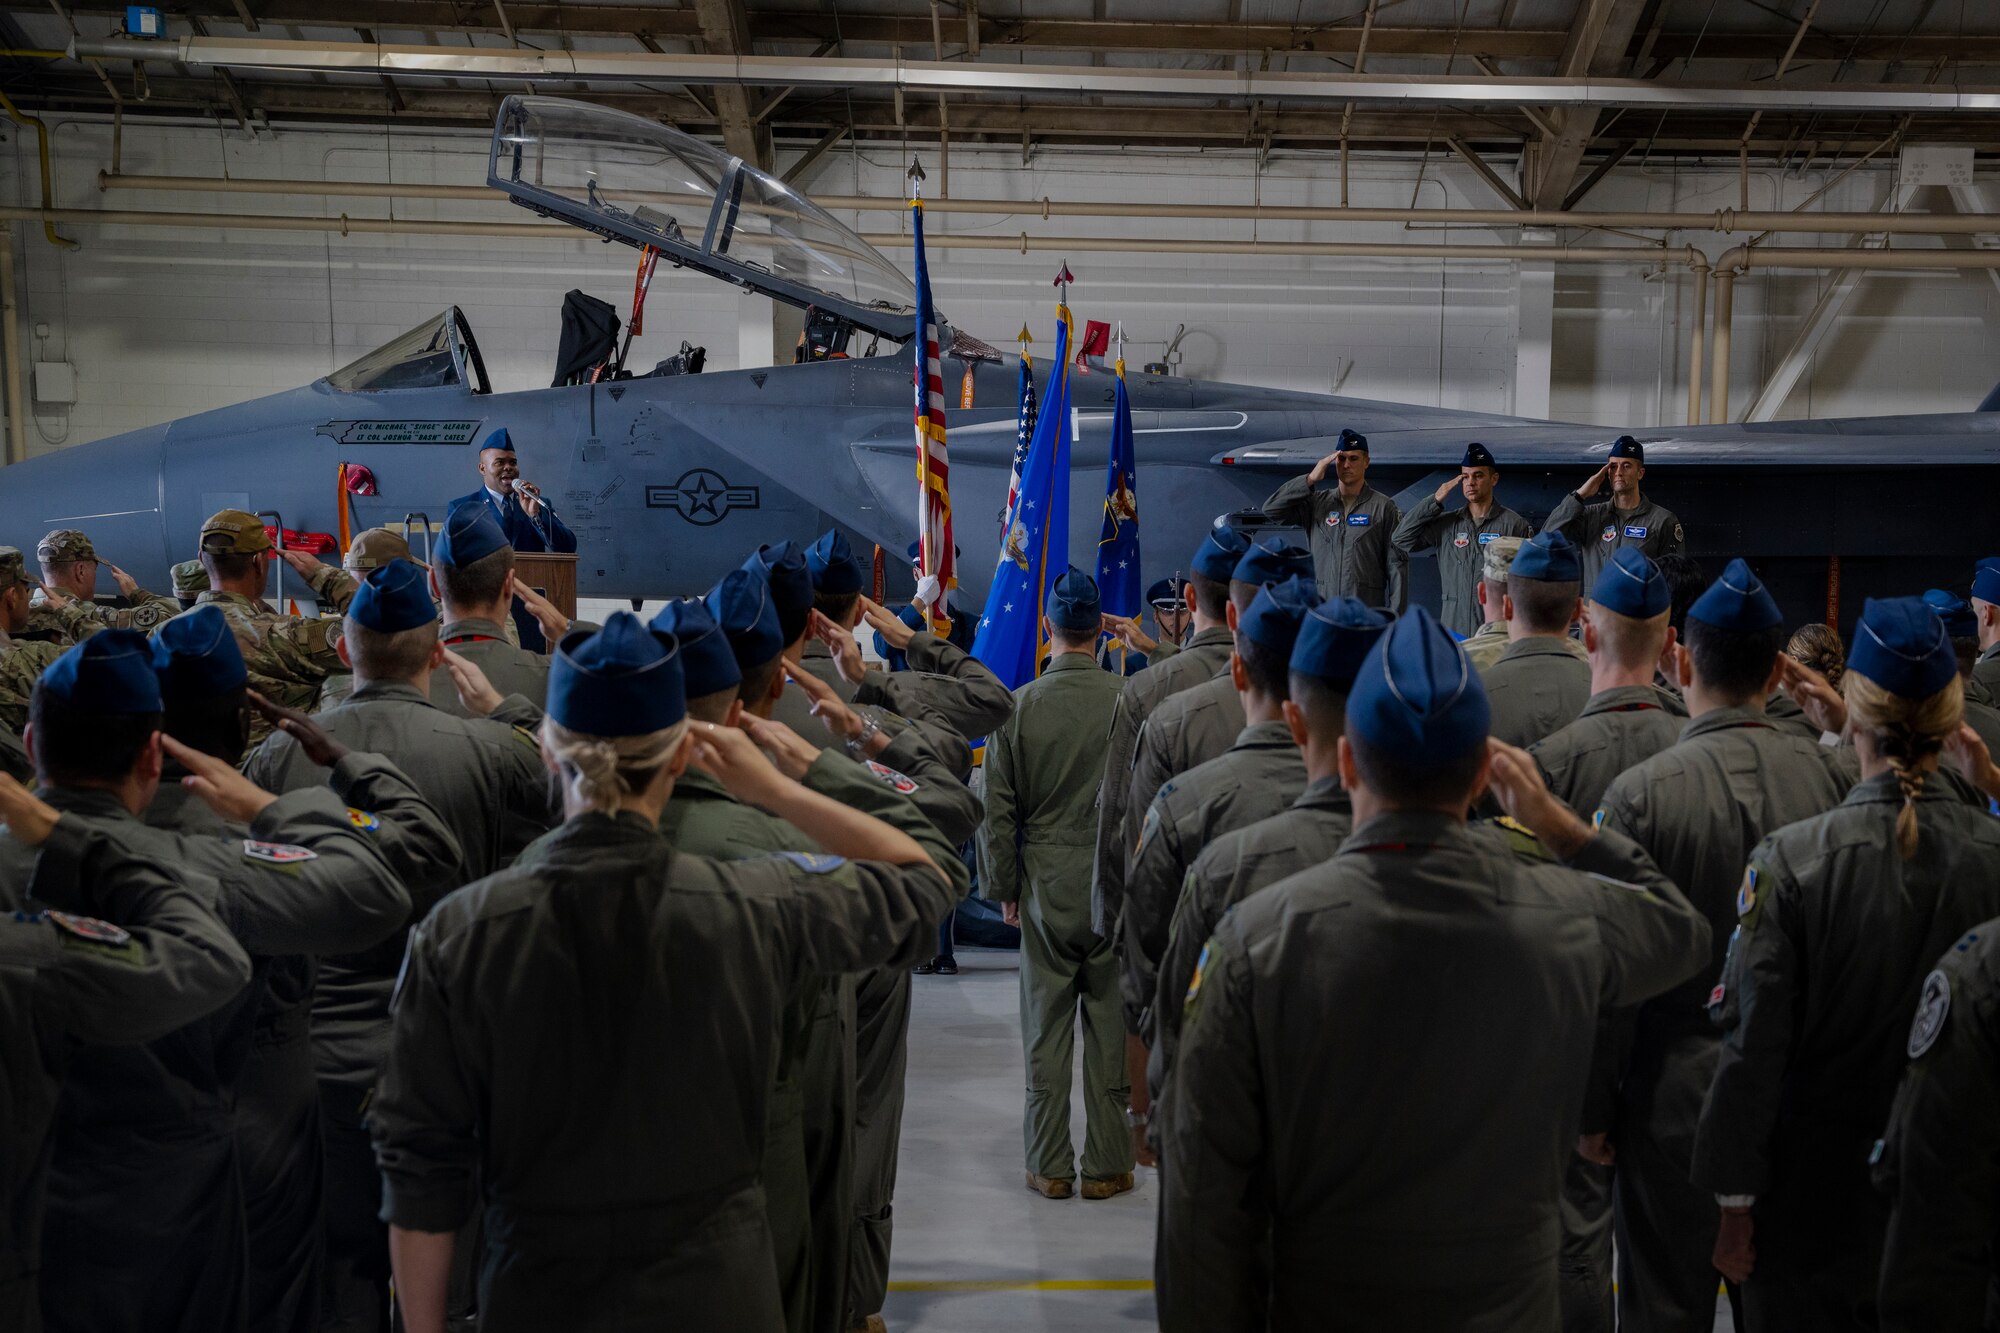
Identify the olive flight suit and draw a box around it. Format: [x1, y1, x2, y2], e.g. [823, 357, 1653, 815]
[1091, 625, 1236, 938]
[979, 651, 1131, 1187]
[1121, 720, 1307, 1043]
[1973, 640, 2000, 703]
[369, 811, 959, 1333]
[1527, 682, 1688, 1333]
[1481, 636, 1594, 749]
[1593, 707, 1848, 1333]
[1122, 674, 1245, 852]
[1149, 775, 1353, 1109]
[1692, 773, 2000, 1331]
[1391, 496, 1533, 637]
[1158, 812, 1711, 1332]
[1873, 919, 2000, 1332]
[1260, 476, 1408, 609]
[1541, 492, 1686, 591]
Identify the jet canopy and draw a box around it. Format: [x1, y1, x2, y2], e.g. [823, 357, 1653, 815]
[488, 95, 920, 342]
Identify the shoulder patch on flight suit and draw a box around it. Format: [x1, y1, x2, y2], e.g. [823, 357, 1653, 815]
[346, 807, 381, 833]
[1591, 808, 1608, 831]
[244, 840, 318, 865]
[1135, 802, 1163, 857]
[1736, 866, 1764, 932]
[1186, 941, 1210, 1007]
[864, 759, 920, 795]
[1674, 523, 1685, 543]
[45, 910, 132, 947]
[1908, 968, 1952, 1059]
[774, 851, 847, 875]
[1708, 925, 1741, 1021]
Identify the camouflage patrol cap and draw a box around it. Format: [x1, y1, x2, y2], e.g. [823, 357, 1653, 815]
[345, 527, 415, 573]
[36, 529, 95, 564]
[171, 558, 208, 598]
[199, 509, 273, 555]
[0, 547, 25, 590]
[1481, 536, 1526, 583]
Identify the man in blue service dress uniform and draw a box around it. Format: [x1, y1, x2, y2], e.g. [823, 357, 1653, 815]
[447, 428, 577, 652]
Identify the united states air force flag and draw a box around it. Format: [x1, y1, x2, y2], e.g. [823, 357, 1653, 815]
[972, 303, 1074, 689]
[1095, 355, 1141, 618]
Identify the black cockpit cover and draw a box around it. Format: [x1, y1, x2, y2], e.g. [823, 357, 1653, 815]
[553, 290, 621, 387]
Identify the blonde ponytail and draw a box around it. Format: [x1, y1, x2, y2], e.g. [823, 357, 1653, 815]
[1842, 671, 1963, 858]
[539, 716, 688, 816]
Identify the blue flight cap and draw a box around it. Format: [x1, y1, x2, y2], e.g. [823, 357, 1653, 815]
[649, 598, 742, 698]
[1238, 575, 1319, 652]
[478, 427, 513, 454]
[1923, 589, 1978, 640]
[435, 502, 509, 568]
[152, 604, 248, 702]
[1147, 577, 1186, 611]
[1591, 547, 1670, 618]
[347, 559, 438, 634]
[1689, 558, 1782, 632]
[1232, 537, 1314, 588]
[40, 629, 162, 714]
[1510, 531, 1582, 584]
[548, 612, 685, 735]
[1608, 435, 1644, 462]
[806, 530, 865, 596]
[1045, 566, 1102, 632]
[1290, 597, 1391, 690]
[1973, 561, 2000, 607]
[750, 542, 813, 644]
[1346, 606, 1489, 766]
[1849, 597, 1958, 701]
[706, 566, 786, 670]
[1462, 442, 1496, 469]
[1191, 524, 1253, 582]
[1336, 427, 1368, 454]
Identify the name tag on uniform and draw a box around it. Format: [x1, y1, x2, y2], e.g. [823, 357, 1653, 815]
[1624, 525, 1649, 539]
[1477, 532, 1498, 545]
[1347, 513, 1370, 527]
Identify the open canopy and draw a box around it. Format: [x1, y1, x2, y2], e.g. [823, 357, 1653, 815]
[488, 95, 920, 342]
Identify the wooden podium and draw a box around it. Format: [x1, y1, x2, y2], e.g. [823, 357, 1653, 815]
[514, 552, 578, 623]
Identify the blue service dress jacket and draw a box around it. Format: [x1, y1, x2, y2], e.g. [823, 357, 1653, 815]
[447, 487, 579, 555]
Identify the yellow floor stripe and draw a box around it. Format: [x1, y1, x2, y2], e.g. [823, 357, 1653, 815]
[888, 1279, 1153, 1293]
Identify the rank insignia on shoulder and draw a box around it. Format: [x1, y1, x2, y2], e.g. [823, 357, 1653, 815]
[346, 808, 381, 833]
[1908, 968, 1951, 1059]
[775, 851, 847, 875]
[864, 759, 920, 795]
[244, 840, 318, 865]
[47, 910, 132, 947]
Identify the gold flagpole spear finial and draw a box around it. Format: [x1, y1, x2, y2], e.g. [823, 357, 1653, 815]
[1114, 320, 1126, 375]
[907, 157, 926, 204]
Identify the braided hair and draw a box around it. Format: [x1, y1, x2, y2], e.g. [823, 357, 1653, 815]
[539, 716, 689, 817]
[1843, 670, 1964, 858]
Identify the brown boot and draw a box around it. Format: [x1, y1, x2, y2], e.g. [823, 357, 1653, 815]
[1081, 1172, 1135, 1200]
[845, 1317, 887, 1333]
[1024, 1171, 1074, 1199]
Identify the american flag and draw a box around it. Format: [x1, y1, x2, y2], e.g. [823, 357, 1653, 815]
[1003, 350, 1036, 538]
[911, 195, 957, 634]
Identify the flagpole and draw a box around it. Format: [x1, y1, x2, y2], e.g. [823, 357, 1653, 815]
[909, 157, 928, 619]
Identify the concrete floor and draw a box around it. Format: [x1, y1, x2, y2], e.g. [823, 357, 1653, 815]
[882, 948, 1736, 1333]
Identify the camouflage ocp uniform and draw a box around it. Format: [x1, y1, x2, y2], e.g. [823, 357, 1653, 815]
[24, 529, 180, 642]
[0, 549, 61, 734]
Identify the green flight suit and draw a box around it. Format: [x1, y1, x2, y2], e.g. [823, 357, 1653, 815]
[368, 811, 959, 1333]
[1391, 496, 1534, 637]
[323, 615, 552, 717]
[1874, 918, 2000, 1333]
[979, 651, 1130, 1186]
[0, 630, 60, 735]
[1527, 682, 1688, 1333]
[1480, 636, 1594, 749]
[1762, 690, 1825, 742]
[1091, 625, 1236, 938]
[1150, 776, 1352, 1105]
[1691, 774, 2000, 1331]
[0, 817, 252, 1333]
[775, 639, 977, 778]
[1260, 475, 1408, 609]
[1158, 812, 1711, 1332]
[1123, 674, 1245, 851]
[1593, 708, 1848, 1333]
[1541, 491, 1687, 591]
[1122, 720, 1307, 1039]
[1973, 641, 2000, 703]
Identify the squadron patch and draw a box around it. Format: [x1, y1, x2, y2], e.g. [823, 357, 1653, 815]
[46, 910, 132, 947]
[346, 808, 381, 833]
[776, 851, 847, 875]
[1186, 942, 1210, 1006]
[1908, 968, 1952, 1059]
[864, 760, 920, 795]
[1454, 534, 1470, 549]
[1736, 867, 1764, 931]
[1592, 808, 1607, 831]
[1600, 525, 1617, 544]
[244, 840, 318, 865]
[1135, 803, 1163, 857]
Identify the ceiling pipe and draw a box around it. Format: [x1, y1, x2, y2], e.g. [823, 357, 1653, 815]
[65, 36, 2000, 114]
[95, 172, 2000, 237]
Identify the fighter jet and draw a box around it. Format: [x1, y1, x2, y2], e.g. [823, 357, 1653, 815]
[4, 93, 1998, 626]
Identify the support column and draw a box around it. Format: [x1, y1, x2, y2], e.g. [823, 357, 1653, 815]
[1686, 262, 1708, 427]
[1514, 228, 1555, 420]
[1710, 267, 1736, 425]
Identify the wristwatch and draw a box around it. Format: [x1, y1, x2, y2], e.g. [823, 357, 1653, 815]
[1125, 1106, 1150, 1130]
[844, 713, 882, 755]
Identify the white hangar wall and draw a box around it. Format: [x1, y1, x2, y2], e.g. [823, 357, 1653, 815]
[5, 112, 2000, 458]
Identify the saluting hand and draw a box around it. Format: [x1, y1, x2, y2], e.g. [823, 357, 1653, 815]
[1776, 656, 1846, 735]
[1948, 723, 2000, 801]
[1100, 613, 1157, 656]
[1433, 476, 1460, 503]
[783, 661, 893, 758]
[511, 581, 570, 646]
[0, 773, 60, 846]
[808, 609, 869, 688]
[1485, 739, 1592, 859]
[859, 596, 918, 652]
[739, 715, 820, 781]
[439, 650, 505, 719]
[276, 548, 329, 580]
[164, 736, 280, 824]
[1576, 465, 1609, 499]
[690, 721, 793, 807]
[35, 580, 71, 610]
[1307, 452, 1338, 485]
[250, 690, 352, 767]
[106, 563, 142, 600]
